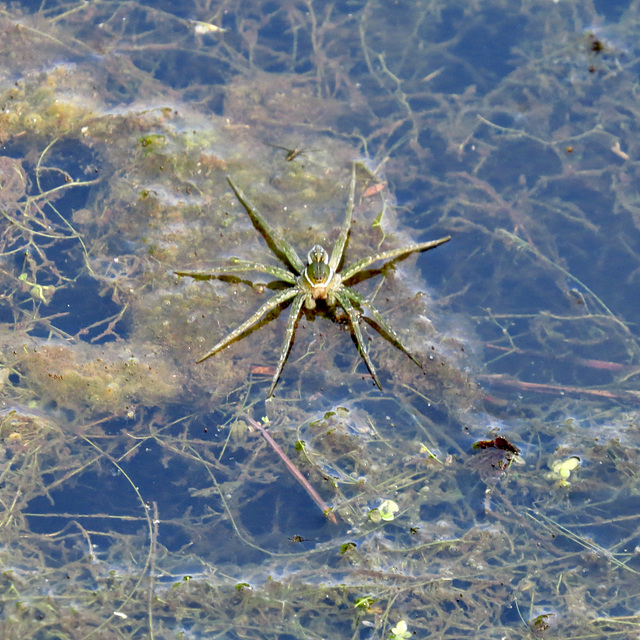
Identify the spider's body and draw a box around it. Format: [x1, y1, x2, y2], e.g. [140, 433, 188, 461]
[176, 164, 451, 397]
[302, 245, 337, 306]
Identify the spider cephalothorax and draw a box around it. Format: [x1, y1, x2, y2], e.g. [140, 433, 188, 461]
[302, 245, 337, 307]
[176, 163, 450, 397]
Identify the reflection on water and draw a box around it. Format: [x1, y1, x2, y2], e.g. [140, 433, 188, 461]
[1, 1, 640, 638]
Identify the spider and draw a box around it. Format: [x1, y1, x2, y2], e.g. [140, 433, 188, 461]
[176, 163, 451, 397]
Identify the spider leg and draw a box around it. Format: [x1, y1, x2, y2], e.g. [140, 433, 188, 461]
[227, 177, 306, 275]
[329, 162, 356, 271]
[342, 286, 422, 368]
[176, 259, 296, 284]
[335, 289, 383, 390]
[341, 236, 451, 281]
[267, 293, 305, 397]
[196, 288, 298, 363]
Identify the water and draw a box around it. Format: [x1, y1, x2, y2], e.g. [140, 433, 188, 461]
[1, 1, 640, 638]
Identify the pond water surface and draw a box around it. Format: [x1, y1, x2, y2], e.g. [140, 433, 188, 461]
[1, 1, 640, 638]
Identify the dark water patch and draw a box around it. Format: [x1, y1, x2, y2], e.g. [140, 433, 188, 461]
[43, 275, 128, 342]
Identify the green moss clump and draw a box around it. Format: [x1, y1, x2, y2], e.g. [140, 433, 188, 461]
[19, 342, 183, 416]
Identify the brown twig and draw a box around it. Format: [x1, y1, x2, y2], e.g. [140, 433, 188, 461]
[246, 416, 338, 524]
[479, 373, 640, 404]
[485, 343, 633, 372]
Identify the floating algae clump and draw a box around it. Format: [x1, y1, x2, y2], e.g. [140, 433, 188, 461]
[16, 341, 183, 417]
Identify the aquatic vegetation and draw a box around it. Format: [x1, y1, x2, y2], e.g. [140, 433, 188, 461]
[176, 164, 450, 396]
[368, 499, 400, 523]
[1, 1, 640, 639]
[549, 455, 581, 486]
[390, 620, 412, 640]
[18, 341, 183, 416]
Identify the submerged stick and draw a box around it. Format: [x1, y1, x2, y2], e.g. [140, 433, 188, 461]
[479, 374, 640, 404]
[246, 416, 338, 524]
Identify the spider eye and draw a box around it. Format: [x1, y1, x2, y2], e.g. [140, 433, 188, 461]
[307, 244, 328, 265]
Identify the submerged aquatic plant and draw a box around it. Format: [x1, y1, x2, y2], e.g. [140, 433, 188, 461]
[176, 163, 450, 396]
